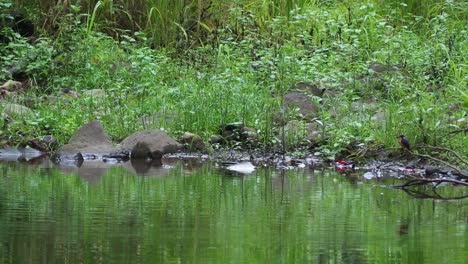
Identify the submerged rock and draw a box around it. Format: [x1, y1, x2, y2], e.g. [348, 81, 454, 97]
[0, 146, 45, 162]
[17, 146, 44, 161]
[51, 152, 84, 167]
[128, 158, 163, 175]
[0, 148, 23, 161]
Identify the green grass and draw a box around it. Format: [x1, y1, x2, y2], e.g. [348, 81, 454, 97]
[1, 0, 467, 160]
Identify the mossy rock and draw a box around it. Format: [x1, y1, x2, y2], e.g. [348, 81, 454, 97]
[1, 103, 34, 118]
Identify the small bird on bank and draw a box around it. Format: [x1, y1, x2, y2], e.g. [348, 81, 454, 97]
[397, 134, 410, 151]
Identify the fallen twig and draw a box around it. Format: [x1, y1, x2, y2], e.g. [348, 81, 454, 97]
[393, 177, 468, 188]
[416, 145, 468, 167]
[449, 128, 468, 134]
[401, 188, 468, 201]
[411, 152, 467, 178]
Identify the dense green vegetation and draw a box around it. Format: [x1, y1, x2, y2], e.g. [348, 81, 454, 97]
[0, 0, 467, 159]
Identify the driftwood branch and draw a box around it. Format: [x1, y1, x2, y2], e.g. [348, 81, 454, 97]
[449, 128, 468, 134]
[410, 152, 467, 178]
[401, 188, 468, 201]
[394, 177, 468, 188]
[416, 145, 468, 167]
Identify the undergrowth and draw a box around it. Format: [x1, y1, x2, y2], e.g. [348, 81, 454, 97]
[0, 0, 466, 159]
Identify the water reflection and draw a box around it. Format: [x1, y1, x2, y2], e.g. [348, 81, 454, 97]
[0, 160, 466, 263]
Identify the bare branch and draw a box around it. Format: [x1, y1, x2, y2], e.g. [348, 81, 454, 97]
[393, 177, 468, 188]
[401, 188, 468, 201]
[449, 128, 468, 134]
[411, 152, 467, 178]
[416, 145, 468, 167]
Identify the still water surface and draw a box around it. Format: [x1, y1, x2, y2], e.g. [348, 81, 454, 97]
[0, 159, 466, 263]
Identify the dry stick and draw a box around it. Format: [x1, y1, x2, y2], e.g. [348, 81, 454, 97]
[416, 145, 468, 167]
[449, 128, 468, 134]
[402, 188, 468, 201]
[399, 178, 468, 187]
[411, 152, 467, 178]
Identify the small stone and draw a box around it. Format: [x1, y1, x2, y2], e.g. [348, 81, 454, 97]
[368, 63, 400, 74]
[241, 127, 258, 142]
[209, 134, 224, 144]
[61, 88, 79, 98]
[83, 89, 106, 98]
[182, 132, 206, 152]
[1, 103, 34, 118]
[294, 82, 326, 97]
[43, 135, 57, 147]
[276, 92, 320, 124]
[1, 80, 22, 91]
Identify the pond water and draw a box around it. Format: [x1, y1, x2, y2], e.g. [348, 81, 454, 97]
[0, 158, 466, 264]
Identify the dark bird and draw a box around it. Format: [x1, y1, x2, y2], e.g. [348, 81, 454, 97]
[397, 134, 410, 150]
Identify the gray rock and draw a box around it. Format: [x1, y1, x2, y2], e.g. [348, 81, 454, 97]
[368, 63, 401, 74]
[209, 134, 225, 145]
[1, 103, 34, 118]
[102, 150, 130, 161]
[42, 135, 57, 147]
[182, 132, 206, 152]
[46, 95, 60, 106]
[277, 92, 319, 123]
[17, 146, 44, 161]
[83, 89, 106, 99]
[119, 129, 182, 156]
[283, 121, 324, 148]
[0, 148, 23, 161]
[294, 82, 326, 97]
[241, 127, 258, 144]
[219, 123, 258, 145]
[57, 120, 114, 155]
[130, 141, 163, 160]
[60, 88, 79, 98]
[1, 80, 22, 91]
[371, 109, 386, 125]
[51, 152, 84, 167]
[305, 122, 324, 143]
[283, 120, 307, 148]
[225, 162, 256, 174]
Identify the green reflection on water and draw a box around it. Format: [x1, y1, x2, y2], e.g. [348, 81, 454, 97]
[0, 161, 466, 264]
